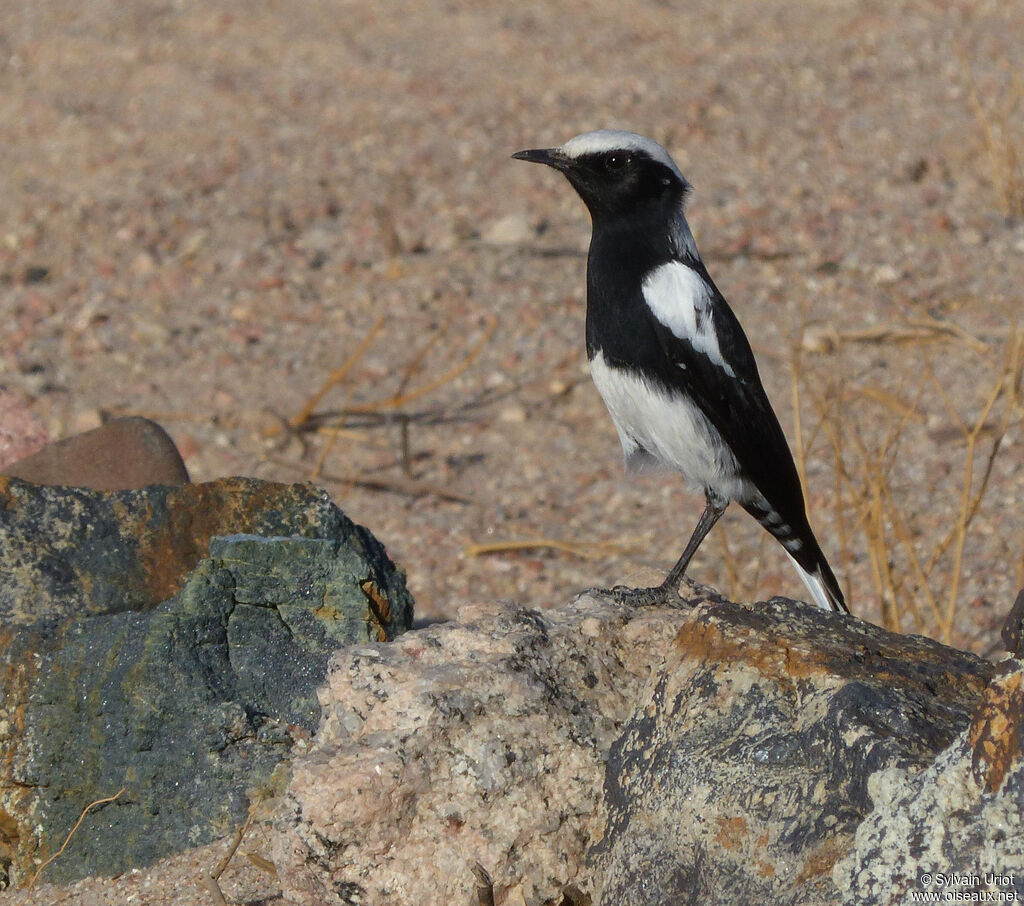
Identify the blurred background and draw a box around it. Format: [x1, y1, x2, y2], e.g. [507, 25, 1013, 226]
[0, 0, 1021, 648]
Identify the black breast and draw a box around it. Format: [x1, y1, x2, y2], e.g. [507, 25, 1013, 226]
[584, 214, 677, 381]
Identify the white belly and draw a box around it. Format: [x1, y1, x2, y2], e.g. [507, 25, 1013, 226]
[589, 350, 747, 500]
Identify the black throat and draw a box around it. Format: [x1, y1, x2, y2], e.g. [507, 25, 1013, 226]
[584, 201, 695, 371]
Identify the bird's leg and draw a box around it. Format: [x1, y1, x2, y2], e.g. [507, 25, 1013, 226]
[659, 490, 729, 594]
[605, 490, 729, 606]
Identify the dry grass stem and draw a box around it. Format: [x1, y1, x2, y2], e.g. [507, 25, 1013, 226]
[847, 384, 926, 422]
[472, 862, 496, 906]
[393, 315, 451, 400]
[343, 315, 498, 415]
[307, 384, 356, 482]
[286, 314, 497, 486]
[465, 536, 648, 561]
[244, 851, 278, 876]
[28, 787, 126, 888]
[267, 454, 475, 503]
[201, 799, 266, 906]
[801, 317, 989, 356]
[289, 313, 386, 431]
[789, 339, 808, 496]
[800, 321, 1021, 642]
[961, 50, 1024, 218]
[200, 874, 229, 906]
[939, 333, 1022, 641]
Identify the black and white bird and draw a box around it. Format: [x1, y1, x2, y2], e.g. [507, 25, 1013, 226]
[513, 130, 848, 613]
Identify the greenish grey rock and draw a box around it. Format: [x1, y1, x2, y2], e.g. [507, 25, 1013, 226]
[0, 526, 413, 888]
[0, 475, 401, 625]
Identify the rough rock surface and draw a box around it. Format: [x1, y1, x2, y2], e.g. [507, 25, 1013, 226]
[1001, 589, 1024, 658]
[0, 475, 407, 625]
[271, 589, 1005, 906]
[589, 597, 997, 906]
[0, 587, 1016, 905]
[271, 588, 716, 906]
[1, 416, 190, 490]
[0, 483, 413, 888]
[835, 660, 1024, 904]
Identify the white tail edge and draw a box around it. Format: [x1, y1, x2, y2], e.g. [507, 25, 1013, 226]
[786, 552, 839, 612]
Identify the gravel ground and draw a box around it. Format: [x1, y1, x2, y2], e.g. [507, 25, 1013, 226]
[1, 1, 1022, 899]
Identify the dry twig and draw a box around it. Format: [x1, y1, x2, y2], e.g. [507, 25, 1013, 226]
[28, 787, 126, 888]
[200, 802, 262, 906]
[472, 862, 496, 906]
[802, 322, 1021, 641]
[288, 313, 386, 431]
[465, 536, 648, 560]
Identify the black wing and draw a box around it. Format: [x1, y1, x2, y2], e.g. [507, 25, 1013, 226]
[643, 261, 808, 527]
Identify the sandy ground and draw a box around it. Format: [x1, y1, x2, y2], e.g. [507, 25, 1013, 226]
[1, 0, 1023, 900]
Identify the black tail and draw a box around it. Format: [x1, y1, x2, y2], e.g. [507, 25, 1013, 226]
[742, 501, 849, 614]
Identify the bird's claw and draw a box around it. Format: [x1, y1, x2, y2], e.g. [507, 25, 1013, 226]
[584, 584, 680, 607]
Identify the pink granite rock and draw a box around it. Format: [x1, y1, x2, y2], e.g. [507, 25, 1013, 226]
[272, 591, 706, 905]
[1, 416, 189, 489]
[0, 391, 49, 470]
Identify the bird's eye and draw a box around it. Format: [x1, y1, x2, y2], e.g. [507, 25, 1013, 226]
[605, 153, 628, 172]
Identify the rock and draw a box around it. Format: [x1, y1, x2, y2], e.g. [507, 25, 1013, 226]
[0, 475, 411, 625]
[0, 528, 413, 887]
[589, 597, 996, 906]
[271, 588, 718, 906]
[270, 587, 1005, 906]
[481, 212, 534, 245]
[835, 660, 1024, 903]
[1001, 588, 1024, 657]
[0, 416, 189, 490]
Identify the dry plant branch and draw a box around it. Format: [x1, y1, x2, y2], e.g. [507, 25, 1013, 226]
[914, 339, 1020, 597]
[804, 321, 1021, 642]
[465, 535, 648, 561]
[28, 787, 126, 888]
[288, 313, 386, 431]
[287, 314, 497, 485]
[851, 371, 941, 632]
[800, 317, 989, 356]
[343, 315, 498, 415]
[267, 453, 475, 503]
[939, 332, 1022, 641]
[960, 49, 1024, 218]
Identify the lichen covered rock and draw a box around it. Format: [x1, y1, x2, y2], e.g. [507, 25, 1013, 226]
[0, 480, 413, 888]
[834, 660, 1024, 904]
[0, 475, 404, 624]
[590, 597, 996, 906]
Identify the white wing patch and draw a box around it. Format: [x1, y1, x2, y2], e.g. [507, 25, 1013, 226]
[642, 262, 735, 378]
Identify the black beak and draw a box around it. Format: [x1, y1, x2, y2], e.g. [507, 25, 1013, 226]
[512, 147, 570, 171]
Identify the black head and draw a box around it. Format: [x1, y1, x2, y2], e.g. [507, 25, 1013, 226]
[513, 130, 692, 222]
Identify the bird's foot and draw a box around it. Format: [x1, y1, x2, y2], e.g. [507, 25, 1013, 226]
[585, 583, 683, 607]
